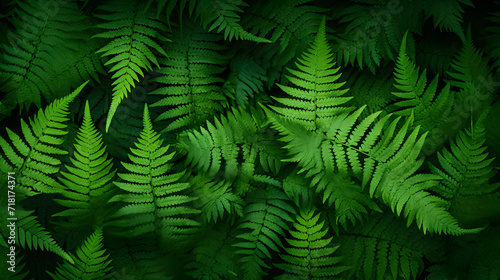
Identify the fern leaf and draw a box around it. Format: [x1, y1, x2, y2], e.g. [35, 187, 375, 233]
[0, 82, 88, 195]
[195, 0, 270, 43]
[423, 0, 473, 41]
[0, 205, 72, 264]
[223, 55, 268, 108]
[267, 105, 482, 235]
[0, 0, 92, 111]
[178, 107, 284, 195]
[274, 208, 350, 279]
[392, 31, 455, 142]
[150, 21, 227, 133]
[190, 175, 244, 225]
[108, 104, 199, 245]
[240, 0, 325, 86]
[270, 17, 354, 132]
[53, 100, 116, 228]
[338, 212, 442, 280]
[233, 187, 295, 280]
[47, 227, 112, 280]
[429, 111, 500, 227]
[93, 0, 170, 132]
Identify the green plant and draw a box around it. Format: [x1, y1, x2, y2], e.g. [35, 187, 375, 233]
[1, 0, 499, 279]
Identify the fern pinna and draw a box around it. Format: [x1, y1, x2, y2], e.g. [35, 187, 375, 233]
[108, 104, 199, 246]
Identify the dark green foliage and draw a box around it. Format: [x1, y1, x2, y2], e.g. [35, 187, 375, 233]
[0, 0, 499, 279]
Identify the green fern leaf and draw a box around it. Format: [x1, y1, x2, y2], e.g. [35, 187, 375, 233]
[93, 0, 170, 132]
[338, 212, 442, 280]
[0, 0, 93, 111]
[190, 175, 244, 225]
[240, 0, 325, 86]
[47, 227, 112, 280]
[195, 0, 270, 43]
[270, 17, 354, 132]
[274, 208, 350, 279]
[392, 31, 455, 144]
[53, 100, 116, 228]
[108, 104, 199, 245]
[0, 82, 88, 195]
[233, 187, 295, 280]
[423, 0, 473, 41]
[150, 21, 227, 133]
[178, 107, 284, 195]
[429, 111, 500, 227]
[268, 105, 482, 235]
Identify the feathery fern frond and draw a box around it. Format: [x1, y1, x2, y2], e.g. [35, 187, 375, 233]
[270, 17, 354, 132]
[47, 227, 113, 280]
[268, 105, 481, 235]
[93, 0, 170, 132]
[0, 207, 74, 265]
[150, 21, 227, 133]
[392, 32, 455, 139]
[223, 55, 267, 108]
[338, 212, 442, 280]
[108, 104, 199, 244]
[0, 0, 91, 111]
[274, 208, 350, 279]
[53, 101, 116, 228]
[240, 0, 325, 85]
[332, 1, 422, 72]
[423, 0, 473, 42]
[195, 0, 271, 43]
[429, 111, 500, 227]
[447, 27, 493, 103]
[178, 107, 284, 195]
[233, 187, 295, 280]
[190, 175, 244, 225]
[0, 82, 88, 195]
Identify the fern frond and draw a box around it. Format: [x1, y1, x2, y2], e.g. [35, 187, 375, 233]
[223, 55, 267, 108]
[338, 212, 442, 280]
[447, 27, 493, 103]
[47, 227, 113, 280]
[0, 204, 71, 265]
[178, 107, 284, 195]
[195, 0, 270, 43]
[392, 32, 455, 140]
[190, 174, 244, 225]
[0, 0, 91, 111]
[423, 0, 473, 41]
[267, 105, 481, 235]
[274, 208, 350, 279]
[186, 224, 240, 280]
[108, 104, 199, 244]
[53, 101, 116, 228]
[429, 111, 500, 227]
[150, 21, 227, 133]
[240, 0, 325, 85]
[332, 1, 422, 72]
[93, 0, 170, 132]
[233, 187, 295, 280]
[0, 82, 88, 195]
[270, 17, 354, 132]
